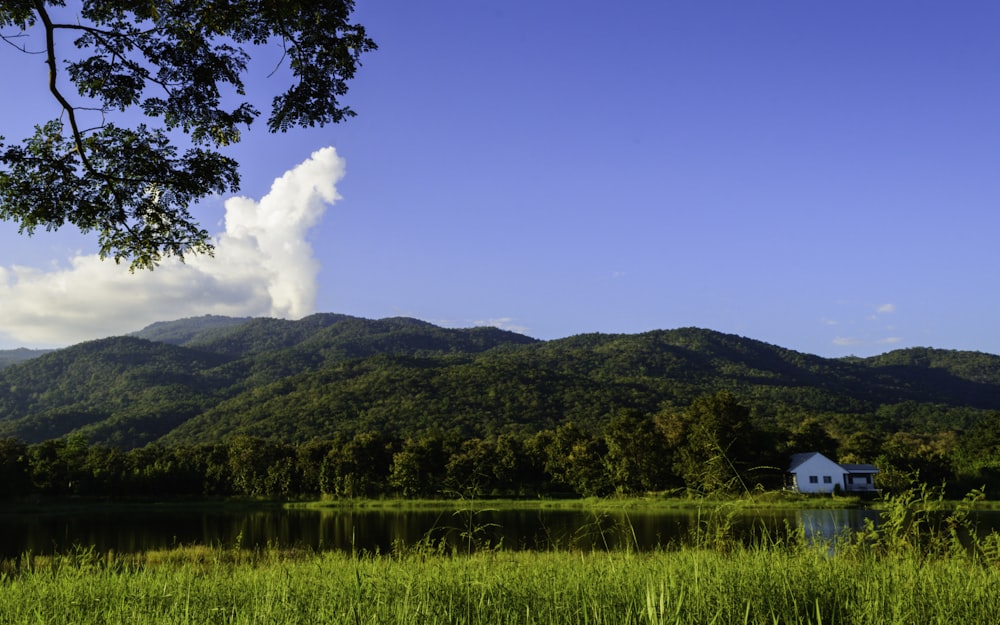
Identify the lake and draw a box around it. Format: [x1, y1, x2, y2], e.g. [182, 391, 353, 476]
[0, 505, 901, 557]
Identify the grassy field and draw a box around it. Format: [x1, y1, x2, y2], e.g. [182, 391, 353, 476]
[1, 486, 998, 625]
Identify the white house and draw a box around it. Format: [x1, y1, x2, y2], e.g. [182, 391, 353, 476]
[787, 452, 878, 495]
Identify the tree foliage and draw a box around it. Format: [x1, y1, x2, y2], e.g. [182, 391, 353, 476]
[2, 392, 1000, 500]
[604, 408, 675, 493]
[0, 0, 375, 269]
[670, 391, 772, 494]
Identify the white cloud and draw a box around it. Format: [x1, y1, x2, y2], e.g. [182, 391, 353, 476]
[0, 147, 345, 347]
[831, 335, 903, 352]
[875, 303, 896, 314]
[832, 336, 862, 346]
[473, 317, 531, 335]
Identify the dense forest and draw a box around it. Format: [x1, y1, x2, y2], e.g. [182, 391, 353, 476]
[1, 391, 999, 499]
[1, 313, 1000, 498]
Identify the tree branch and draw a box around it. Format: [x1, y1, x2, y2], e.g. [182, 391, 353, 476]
[32, 0, 95, 174]
[0, 31, 41, 53]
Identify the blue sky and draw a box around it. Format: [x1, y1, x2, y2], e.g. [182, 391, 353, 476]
[1, 1, 998, 357]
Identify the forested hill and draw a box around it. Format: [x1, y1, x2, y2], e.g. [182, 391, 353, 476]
[0, 313, 998, 448]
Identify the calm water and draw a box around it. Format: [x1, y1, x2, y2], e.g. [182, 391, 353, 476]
[0, 505, 896, 557]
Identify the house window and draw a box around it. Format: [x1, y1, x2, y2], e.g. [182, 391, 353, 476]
[866, 476, 872, 484]
[848, 476, 855, 484]
[808, 476, 818, 484]
[823, 476, 832, 484]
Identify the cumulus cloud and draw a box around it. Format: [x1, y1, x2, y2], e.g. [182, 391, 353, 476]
[0, 147, 345, 347]
[875, 303, 896, 314]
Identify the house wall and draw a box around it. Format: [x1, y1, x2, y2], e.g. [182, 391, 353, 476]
[792, 455, 846, 494]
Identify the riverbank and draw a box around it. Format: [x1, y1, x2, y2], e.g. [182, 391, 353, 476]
[0, 490, 867, 515]
[288, 490, 871, 511]
[5, 483, 998, 516]
[0, 497, 285, 516]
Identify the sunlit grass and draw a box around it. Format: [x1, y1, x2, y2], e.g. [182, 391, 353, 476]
[2, 542, 998, 625]
[2, 486, 998, 625]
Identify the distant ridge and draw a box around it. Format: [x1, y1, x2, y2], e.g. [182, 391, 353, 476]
[0, 314, 998, 448]
[0, 347, 56, 370]
[130, 315, 254, 345]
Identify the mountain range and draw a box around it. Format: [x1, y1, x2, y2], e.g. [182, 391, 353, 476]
[0, 313, 997, 448]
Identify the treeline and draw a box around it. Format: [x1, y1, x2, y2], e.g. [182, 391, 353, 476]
[3, 392, 1000, 500]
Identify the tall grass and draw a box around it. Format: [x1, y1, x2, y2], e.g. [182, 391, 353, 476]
[2, 486, 998, 625]
[3, 545, 997, 624]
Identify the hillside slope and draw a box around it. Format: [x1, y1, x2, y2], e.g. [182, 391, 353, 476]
[1, 315, 998, 447]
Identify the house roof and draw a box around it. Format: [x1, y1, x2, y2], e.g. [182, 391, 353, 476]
[788, 452, 824, 472]
[788, 452, 879, 474]
[840, 464, 878, 474]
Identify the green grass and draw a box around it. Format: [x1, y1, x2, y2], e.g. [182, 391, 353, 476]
[2, 485, 998, 625]
[1, 540, 998, 625]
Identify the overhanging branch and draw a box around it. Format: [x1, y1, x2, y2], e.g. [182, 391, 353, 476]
[32, 0, 95, 175]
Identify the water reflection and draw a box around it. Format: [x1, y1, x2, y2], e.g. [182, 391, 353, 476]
[795, 508, 881, 543]
[0, 505, 991, 557]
